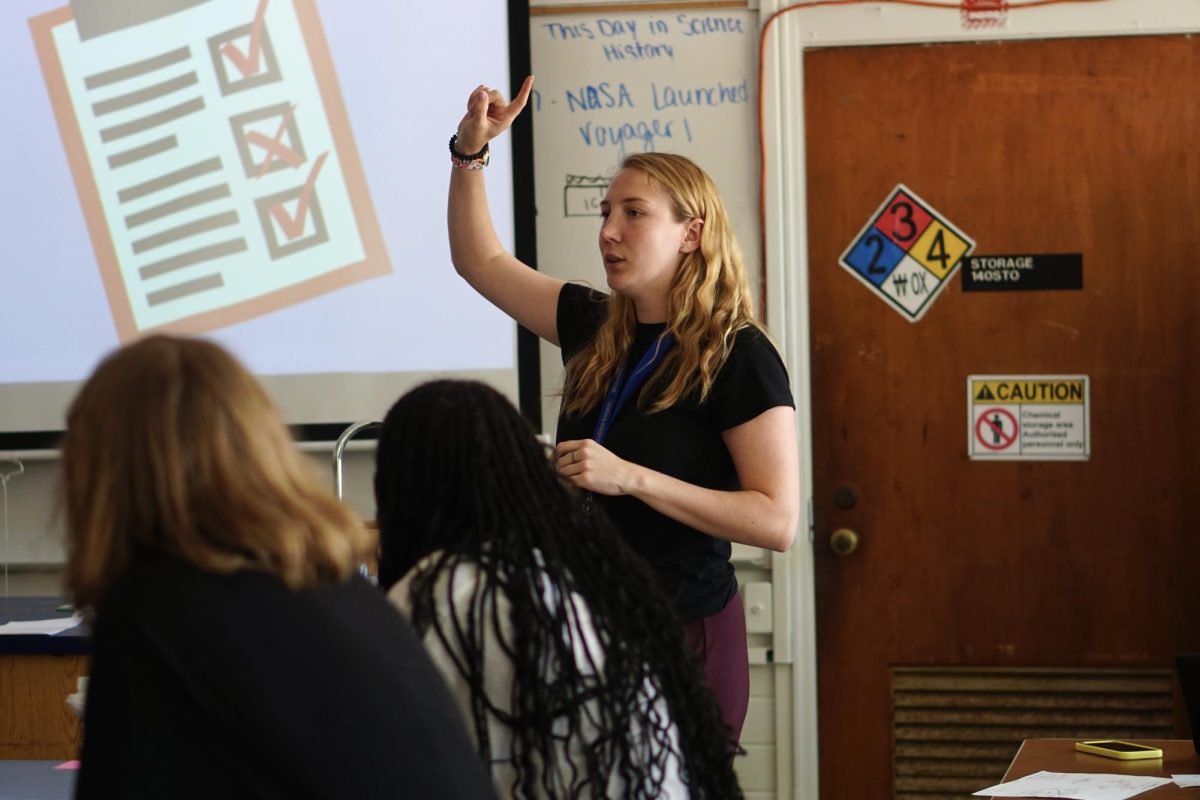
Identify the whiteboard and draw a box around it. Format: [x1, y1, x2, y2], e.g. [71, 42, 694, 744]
[528, 7, 760, 426]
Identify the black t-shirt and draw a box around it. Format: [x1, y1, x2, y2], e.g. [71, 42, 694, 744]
[555, 283, 794, 622]
[76, 554, 496, 800]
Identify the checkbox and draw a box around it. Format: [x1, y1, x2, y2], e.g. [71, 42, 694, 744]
[207, 0, 281, 96]
[255, 152, 330, 259]
[229, 102, 306, 178]
[256, 184, 328, 258]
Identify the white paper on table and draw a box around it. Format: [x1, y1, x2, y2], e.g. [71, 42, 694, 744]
[1172, 774, 1200, 788]
[973, 770, 1173, 799]
[0, 615, 83, 635]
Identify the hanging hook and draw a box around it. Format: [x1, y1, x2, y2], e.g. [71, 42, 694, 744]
[0, 459, 25, 484]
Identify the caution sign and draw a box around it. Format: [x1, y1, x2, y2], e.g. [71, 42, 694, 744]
[967, 375, 1089, 460]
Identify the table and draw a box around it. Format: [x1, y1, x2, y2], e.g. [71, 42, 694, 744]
[992, 739, 1200, 798]
[0, 761, 74, 800]
[0, 599, 88, 760]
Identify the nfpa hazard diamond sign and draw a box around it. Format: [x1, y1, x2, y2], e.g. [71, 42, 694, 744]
[839, 184, 974, 322]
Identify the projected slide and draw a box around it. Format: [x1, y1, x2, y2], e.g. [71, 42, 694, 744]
[2, 0, 517, 436]
[30, 0, 389, 338]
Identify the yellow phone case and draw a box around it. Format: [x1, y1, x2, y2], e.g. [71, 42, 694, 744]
[1074, 740, 1163, 760]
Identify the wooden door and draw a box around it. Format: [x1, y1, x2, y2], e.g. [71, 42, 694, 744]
[805, 36, 1200, 798]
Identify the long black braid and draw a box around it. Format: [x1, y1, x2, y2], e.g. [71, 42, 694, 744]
[375, 380, 742, 799]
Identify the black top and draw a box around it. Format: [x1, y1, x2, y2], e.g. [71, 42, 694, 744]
[76, 554, 496, 800]
[556, 283, 794, 621]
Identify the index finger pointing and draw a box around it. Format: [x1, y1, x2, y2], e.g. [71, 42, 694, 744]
[494, 75, 535, 122]
[514, 75, 534, 107]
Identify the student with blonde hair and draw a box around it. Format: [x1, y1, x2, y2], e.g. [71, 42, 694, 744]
[62, 335, 493, 800]
[447, 77, 800, 744]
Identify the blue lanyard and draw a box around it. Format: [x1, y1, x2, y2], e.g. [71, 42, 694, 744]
[591, 333, 675, 445]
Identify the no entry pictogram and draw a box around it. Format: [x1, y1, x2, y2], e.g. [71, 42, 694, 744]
[975, 407, 1018, 451]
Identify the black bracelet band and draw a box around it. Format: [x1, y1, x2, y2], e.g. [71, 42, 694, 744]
[449, 134, 489, 161]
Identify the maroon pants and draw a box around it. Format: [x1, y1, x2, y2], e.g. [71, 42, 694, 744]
[684, 591, 750, 747]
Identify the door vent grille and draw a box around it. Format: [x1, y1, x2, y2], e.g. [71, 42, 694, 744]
[892, 666, 1174, 800]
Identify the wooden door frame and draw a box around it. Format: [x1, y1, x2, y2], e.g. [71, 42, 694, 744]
[759, 2, 1200, 797]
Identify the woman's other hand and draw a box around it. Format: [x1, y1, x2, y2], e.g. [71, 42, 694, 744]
[555, 439, 640, 497]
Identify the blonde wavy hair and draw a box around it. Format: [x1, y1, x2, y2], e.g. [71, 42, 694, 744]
[562, 152, 759, 416]
[60, 335, 373, 609]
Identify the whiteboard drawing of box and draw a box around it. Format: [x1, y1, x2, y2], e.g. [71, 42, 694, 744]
[563, 174, 610, 218]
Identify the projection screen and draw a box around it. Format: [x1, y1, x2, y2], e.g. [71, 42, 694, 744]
[1, 0, 530, 449]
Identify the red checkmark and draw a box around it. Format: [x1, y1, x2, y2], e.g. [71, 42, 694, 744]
[247, 104, 302, 176]
[221, 0, 270, 79]
[269, 151, 328, 242]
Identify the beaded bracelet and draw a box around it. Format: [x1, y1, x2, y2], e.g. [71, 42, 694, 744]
[449, 134, 490, 170]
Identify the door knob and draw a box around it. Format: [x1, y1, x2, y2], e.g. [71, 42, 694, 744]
[830, 528, 859, 556]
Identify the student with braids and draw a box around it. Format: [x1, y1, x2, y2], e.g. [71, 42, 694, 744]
[375, 380, 743, 799]
[446, 76, 800, 743]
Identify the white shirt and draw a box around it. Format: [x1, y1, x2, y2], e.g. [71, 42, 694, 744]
[389, 554, 688, 799]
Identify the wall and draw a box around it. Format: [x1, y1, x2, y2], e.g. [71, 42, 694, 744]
[0, 446, 378, 571]
[0, 458, 63, 568]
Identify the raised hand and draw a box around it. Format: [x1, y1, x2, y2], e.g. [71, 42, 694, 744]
[455, 75, 534, 155]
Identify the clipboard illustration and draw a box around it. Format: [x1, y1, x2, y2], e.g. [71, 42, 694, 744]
[29, 0, 391, 340]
